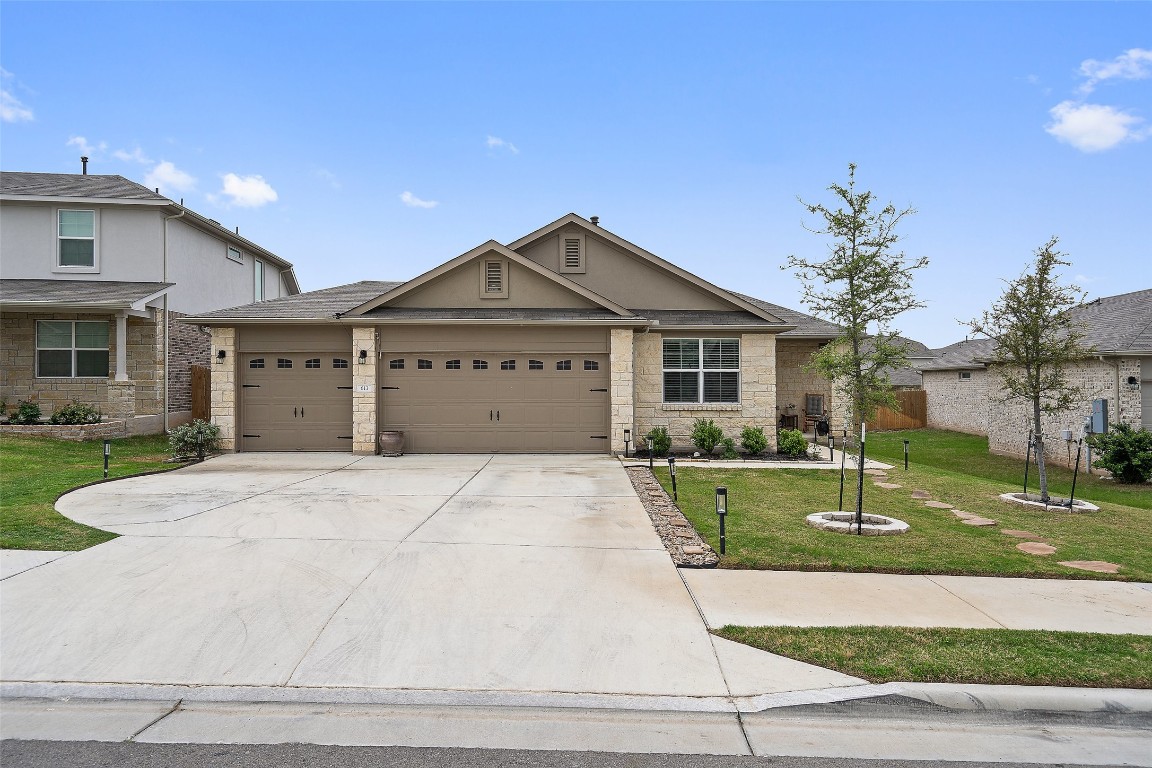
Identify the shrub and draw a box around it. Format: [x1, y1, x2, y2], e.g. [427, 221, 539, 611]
[721, 437, 740, 460]
[691, 418, 725, 454]
[645, 426, 671, 457]
[169, 419, 222, 458]
[778, 428, 808, 457]
[49, 400, 101, 425]
[1090, 423, 1152, 484]
[740, 425, 768, 456]
[8, 399, 42, 425]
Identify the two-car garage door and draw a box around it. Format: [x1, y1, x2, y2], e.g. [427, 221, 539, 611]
[237, 325, 610, 453]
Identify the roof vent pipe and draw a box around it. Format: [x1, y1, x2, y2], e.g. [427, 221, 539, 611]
[590, 216, 600, 226]
[81, 157, 88, 175]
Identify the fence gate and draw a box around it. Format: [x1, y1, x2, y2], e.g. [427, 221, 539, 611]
[191, 365, 210, 422]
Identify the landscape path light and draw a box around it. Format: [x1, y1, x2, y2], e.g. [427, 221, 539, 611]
[647, 437, 654, 471]
[903, 439, 910, 471]
[103, 439, 111, 479]
[668, 455, 677, 502]
[715, 485, 728, 555]
[624, 428, 631, 459]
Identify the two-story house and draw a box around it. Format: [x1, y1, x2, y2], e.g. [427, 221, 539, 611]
[0, 170, 298, 434]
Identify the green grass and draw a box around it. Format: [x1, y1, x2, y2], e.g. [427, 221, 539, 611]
[656, 430, 1152, 580]
[715, 625, 1152, 688]
[867, 428, 1152, 510]
[0, 434, 174, 550]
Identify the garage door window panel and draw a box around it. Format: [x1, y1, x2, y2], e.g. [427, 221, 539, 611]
[333, 358, 348, 368]
[663, 338, 739, 404]
[389, 359, 405, 369]
[305, 358, 321, 369]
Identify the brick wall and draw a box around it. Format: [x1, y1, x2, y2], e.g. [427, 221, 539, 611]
[924, 369, 990, 435]
[985, 358, 1143, 468]
[633, 331, 776, 451]
[0, 311, 163, 423]
[168, 312, 211, 414]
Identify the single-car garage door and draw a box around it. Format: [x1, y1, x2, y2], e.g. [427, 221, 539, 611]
[379, 327, 610, 453]
[238, 327, 353, 451]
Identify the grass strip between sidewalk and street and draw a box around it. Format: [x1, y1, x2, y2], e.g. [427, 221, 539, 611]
[715, 625, 1152, 688]
[0, 434, 174, 550]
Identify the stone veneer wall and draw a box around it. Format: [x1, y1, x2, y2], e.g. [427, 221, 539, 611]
[923, 368, 990, 435]
[0, 310, 163, 424]
[352, 327, 378, 455]
[209, 326, 237, 451]
[774, 339, 847, 432]
[168, 311, 211, 415]
[0, 420, 128, 440]
[985, 358, 1143, 468]
[610, 328, 634, 453]
[633, 331, 776, 451]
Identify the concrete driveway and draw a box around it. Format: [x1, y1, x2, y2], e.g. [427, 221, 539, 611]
[1, 454, 860, 706]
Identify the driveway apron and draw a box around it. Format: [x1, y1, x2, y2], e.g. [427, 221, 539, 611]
[2, 454, 842, 699]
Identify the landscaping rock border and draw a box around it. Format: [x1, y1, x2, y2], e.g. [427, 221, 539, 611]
[998, 492, 1100, 513]
[625, 466, 719, 568]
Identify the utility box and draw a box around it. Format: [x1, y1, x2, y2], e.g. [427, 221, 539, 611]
[1090, 398, 1109, 434]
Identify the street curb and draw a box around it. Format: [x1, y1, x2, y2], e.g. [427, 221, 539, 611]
[4, 680, 1149, 715]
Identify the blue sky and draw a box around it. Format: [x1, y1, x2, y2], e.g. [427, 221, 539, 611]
[2, 1, 1149, 347]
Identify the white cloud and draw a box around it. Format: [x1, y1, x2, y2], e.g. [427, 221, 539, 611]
[1078, 48, 1152, 94]
[1045, 101, 1149, 152]
[114, 147, 152, 164]
[315, 168, 341, 190]
[1073, 274, 1099, 285]
[0, 68, 33, 123]
[66, 136, 98, 155]
[215, 173, 278, 208]
[400, 191, 438, 209]
[486, 135, 519, 155]
[145, 161, 197, 193]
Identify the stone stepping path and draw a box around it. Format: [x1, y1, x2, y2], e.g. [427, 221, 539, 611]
[1017, 542, 1057, 555]
[863, 469, 888, 477]
[923, 500, 954, 509]
[961, 518, 998, 527]
[910, 490, 933, 500]
[874, 482, 903, 490]
[1059, 560, 1121, 573]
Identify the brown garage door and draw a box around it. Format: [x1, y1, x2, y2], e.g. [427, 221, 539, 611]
[380, 352, 609, 453]
[240, 353, 353, 451]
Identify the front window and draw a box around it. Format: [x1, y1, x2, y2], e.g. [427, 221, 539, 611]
[58, 210, 96, 268]
[36, 320, 109, 378]
[254, 259, 265, 301]
[662, 338, 739, 403]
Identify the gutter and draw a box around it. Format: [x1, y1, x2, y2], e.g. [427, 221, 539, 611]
[178, 317, 655, 327]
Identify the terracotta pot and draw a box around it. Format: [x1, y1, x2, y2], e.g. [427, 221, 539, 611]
[379, 431, 404, 456]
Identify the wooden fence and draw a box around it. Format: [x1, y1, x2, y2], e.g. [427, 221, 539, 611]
[191, 365, 210, 422]
[871, 389, 927, 430]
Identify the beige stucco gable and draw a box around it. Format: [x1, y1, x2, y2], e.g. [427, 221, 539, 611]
[387, 252, 605, 309]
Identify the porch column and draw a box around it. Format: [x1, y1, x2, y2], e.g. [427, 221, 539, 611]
[610, 328, 634, 454]
[114, 311, 129, 381]
[352, 327, 378, 455]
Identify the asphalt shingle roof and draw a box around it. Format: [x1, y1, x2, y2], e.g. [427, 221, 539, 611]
[191, 281, 405, 320]
[0, 279, 172, 306]
[363, 307, 627, 321]
[629, 309, 777, 327]
[0, 172, 169, 201]
[1073, 288, 1152, 353]
[732, 293, 842, 338]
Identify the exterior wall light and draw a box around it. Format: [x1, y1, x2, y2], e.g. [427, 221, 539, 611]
[715, 486, 727, 554]
[216, 349, 226, 363]
[358, 349, 368, 364]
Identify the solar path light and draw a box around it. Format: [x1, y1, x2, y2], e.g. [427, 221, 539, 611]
[647, 437, 654, 471]
[668, 455, 677, 502]
[715, 486, 728, 554]
[103, 439, 111, 479]
[624, 428, 631, 459]
[903, 439, 910, 471]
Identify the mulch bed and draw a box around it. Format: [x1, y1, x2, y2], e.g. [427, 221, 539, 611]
[625, 466, 719, 568]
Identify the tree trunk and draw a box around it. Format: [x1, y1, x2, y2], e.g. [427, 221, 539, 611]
[1033, 399, 1049, 502]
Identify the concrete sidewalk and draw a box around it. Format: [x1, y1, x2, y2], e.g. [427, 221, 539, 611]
[683, 569, 1152, 634]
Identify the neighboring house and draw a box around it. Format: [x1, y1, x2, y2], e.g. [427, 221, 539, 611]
[188, 214, 842, 455]
[919, 289, 1151, 466]
[0, 170, 299, 434]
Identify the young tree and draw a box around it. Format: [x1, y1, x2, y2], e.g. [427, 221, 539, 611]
[785, 164, 927, 431]
[966, 237, 1093, 502]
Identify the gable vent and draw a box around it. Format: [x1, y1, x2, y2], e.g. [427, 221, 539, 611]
[564, 238, 581, 268]
[485, 261, 503, 293]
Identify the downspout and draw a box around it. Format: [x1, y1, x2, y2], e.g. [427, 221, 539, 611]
[162, 206, 186, 432]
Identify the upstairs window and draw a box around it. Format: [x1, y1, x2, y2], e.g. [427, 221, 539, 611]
[36, 320, 108, 378]
[58, 210, 96, 269]
[559, 230, 585, 273]
[663, 338, 740, 404]
[959, 371, 972, 381]
[226, 245, 243, 264]
[254, 259, 265, 301]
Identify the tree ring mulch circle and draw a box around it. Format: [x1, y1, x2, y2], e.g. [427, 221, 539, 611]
[805, 511, 910, 536]
[998, 492, 1099, 513]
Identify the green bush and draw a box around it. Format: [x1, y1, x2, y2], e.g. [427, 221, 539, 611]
[691, 418, 725, 454]
[1090, 423, 1152, 484]
[49, 400, 102, 425]
[721, 437, 740, 460]
[8, 399, 42, 425]
[778, 428, 808, 457]
[645, 426, 671, 457]
[169, 419, 222, 458]
[740, 425, 768, 456]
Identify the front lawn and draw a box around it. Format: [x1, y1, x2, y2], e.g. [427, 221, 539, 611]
[715, 625, 1152, 688]
[655, 430, 1152, 580]
[0, 434, 173, 550]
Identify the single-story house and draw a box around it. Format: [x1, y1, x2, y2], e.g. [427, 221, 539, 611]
[920, 288, 1151, 466]
[187, 214, 844, 454]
